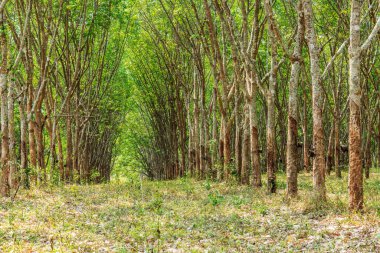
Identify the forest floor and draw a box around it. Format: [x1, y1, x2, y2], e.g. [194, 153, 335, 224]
[1, 172, 380, 252]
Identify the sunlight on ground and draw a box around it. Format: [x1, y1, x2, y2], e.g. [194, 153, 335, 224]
[0, 172, 380, 252]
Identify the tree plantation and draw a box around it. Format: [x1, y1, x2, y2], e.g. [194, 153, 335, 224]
[1, 0, 380, 251]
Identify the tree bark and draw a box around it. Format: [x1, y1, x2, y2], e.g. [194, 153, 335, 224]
[250, 86, 261, 188]
[286, 0, 304, 197]
[303, 0, 326, 200]
[241, 105, 250, 185]
[303, 89, 310, 172]
[265, 0, 277, 193]
[348, 0, 363, 211]
[0, 10, 9, 197]
[8, 80, 17, 189]
[20, 93, 29, 188]
[334, 110, 341, 178]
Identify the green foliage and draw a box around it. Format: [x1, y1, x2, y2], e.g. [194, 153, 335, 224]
[207, 191, 224, 206]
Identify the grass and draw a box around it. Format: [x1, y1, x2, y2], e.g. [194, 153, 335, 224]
[0, 171, 380, 252]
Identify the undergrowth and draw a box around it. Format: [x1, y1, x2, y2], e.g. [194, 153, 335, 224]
[0, 171, 379, 252]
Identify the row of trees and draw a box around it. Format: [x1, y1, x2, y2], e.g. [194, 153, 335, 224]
[127, 0, 380, 211]
[0, 0, 130, 197]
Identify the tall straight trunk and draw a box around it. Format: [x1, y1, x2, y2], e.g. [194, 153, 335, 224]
[211, 86, 218, 179]
[223, 115, 231, 180]
[303, 0, 326, 200]
[265, 1, 277, 193]
[334, 111, 341, 178]
[286, 0, 304, 197]
[187, 98, 194, 177]
[0, 72, 9, 196]
[241, 105, 250, 185]
[199, 73, 206, 179]
[235, 83, 242, 180]
[74, 115, 80, 182]
[35, 109, 46, 184]
[364, 124, 371, 179]
[0, 10, 9, 197]
[20, 94, 29, 188]
[56, 124, 65, 183]
[348, 0, 363, 211]
[203, 99, 210, 178]
[74, 91, 80, 182]
[177, 88, 186, 178]
[193, 68, 200, 178]
[8, 80, 17, 189]
[266, 79, 276, 193]
[66, 109, 73, 182]
[326, 127, 334, 175]
[250, 86, 261, 187]
[303, 89, 310, 172]
[50, 114, 57, 183]
[378, 107, 380, 168]
[27, 79, 37, 174]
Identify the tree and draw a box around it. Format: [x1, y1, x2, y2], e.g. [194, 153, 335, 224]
[348, 0, 380, 211]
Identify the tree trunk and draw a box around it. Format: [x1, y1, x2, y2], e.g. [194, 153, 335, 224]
[265, 1, 278, 193]
[303, 0, 326, 200]
[241, 105, 250, 185]
[348, 0, 363, 211]
[250, 87, 261, 188]
[20, 93, 29, 188]
[0, 10, 9, 197]
[334, 112, 341, 178]
[35, 108, 46, 184]
[56, 124, 65, 183]
[286, 0, 304, 197]
[235, 83, 242, 181]
[326, 127, 334, 175]
[8, 80, 17, 189]
[303, 89, 310, 172]
[223, 115, 231, 181]
[66, 109, 73, 183]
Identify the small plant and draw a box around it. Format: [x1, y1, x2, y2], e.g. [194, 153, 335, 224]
[255, 204, 269, 216]
[208, 191, 224, 206]
[147, 196, 164, 215]
[204, 180, 211, 191]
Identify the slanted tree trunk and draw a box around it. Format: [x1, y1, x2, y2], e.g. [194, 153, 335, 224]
[303, 0, 326, 201]
[286, 0, 304, 197]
